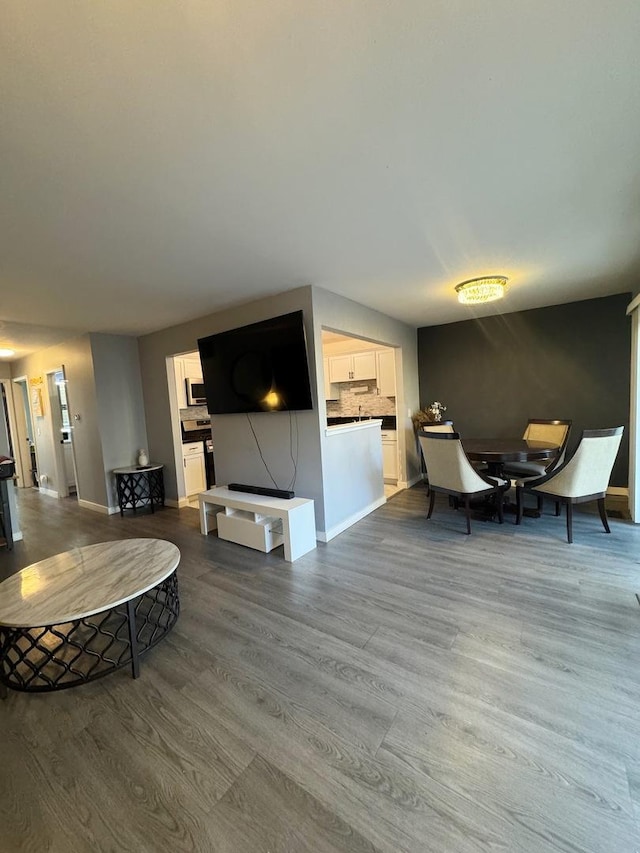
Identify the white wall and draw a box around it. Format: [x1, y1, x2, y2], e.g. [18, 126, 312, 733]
[311, 287, 420, 531]
[91, 333, 148, 508]
[10, 334, 147, 512]
[138, 287, 327, 527]
[137, 284, 419, 537]
[321, 424, 385, 539]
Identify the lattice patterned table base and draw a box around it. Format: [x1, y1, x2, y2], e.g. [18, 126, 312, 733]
[0, 572, 179, 693]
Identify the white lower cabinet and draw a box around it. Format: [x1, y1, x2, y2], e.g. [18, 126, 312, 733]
[381, 430, 398, 482]
[183, 442, 206, 496]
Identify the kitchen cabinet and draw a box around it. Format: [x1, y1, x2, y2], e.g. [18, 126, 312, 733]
[323, 358, 339, 401]
[376, 350, 396, 397]
[174, 354, 203, 409]
[381, 430, 398, 482]
[328, 351, 377, 383]
[183, 442, 206, 496]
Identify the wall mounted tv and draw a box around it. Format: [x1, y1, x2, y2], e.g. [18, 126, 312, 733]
[197, 310, 314, 414]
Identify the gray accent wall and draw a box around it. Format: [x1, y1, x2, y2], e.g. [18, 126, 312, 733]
[417, 293, 631, 486]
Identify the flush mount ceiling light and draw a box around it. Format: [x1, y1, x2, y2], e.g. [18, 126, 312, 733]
[0, 348, 15, 358]
[455, 276, 508, 305]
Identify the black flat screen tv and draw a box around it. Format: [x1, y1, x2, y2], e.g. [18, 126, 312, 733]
[197, 310, 314, 414]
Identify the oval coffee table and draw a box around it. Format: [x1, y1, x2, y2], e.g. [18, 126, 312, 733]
[0, 538, 180, 694]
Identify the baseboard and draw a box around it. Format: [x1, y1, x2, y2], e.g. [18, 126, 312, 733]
[317, 496, 387, 543]
[77, 498, 118, 515]
[38, 487, 59, 499]
[167, 497, 189, 509]
[398, 474, 423, 489]
[607, 487, 629, 497]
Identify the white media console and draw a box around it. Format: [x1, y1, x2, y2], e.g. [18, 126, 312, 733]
[198, 486, 317, 563]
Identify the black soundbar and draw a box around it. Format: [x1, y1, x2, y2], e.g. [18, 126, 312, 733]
[228, 483, 295, 500]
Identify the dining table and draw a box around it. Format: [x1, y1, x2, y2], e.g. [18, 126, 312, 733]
[458, 438, 560, 519]
[462, 438, 560, 480]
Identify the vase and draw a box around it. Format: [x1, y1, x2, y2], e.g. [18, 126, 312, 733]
[137, 449, 149, 466]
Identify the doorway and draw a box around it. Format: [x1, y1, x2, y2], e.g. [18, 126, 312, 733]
[12, 377, 38, 488]
[321, 330, 402, 497]
[49, 369, 78, 499]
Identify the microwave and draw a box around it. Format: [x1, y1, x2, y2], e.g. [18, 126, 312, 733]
[185, 377, 206, 406]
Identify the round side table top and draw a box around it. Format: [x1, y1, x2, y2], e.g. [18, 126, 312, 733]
[0, 538, 180, 628]
[113, 465, 163, 474]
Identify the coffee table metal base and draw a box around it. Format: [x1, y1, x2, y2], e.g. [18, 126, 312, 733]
[0, 572, 179, 693]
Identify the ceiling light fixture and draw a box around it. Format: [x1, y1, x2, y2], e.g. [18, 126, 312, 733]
[455, 276, 508, 305]
[0, 348, 16, 358]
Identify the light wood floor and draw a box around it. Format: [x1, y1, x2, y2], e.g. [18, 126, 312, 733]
[2, 487, 640, 852]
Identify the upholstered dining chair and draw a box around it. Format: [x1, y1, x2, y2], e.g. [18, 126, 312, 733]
[418, 431, 509, 535]
[419, 420, 454, 495]
[515, 426, 623, 543]
[421, 420, 455, 434]
[503, 419, 572, 479]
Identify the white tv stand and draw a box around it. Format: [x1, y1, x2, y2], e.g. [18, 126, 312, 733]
[198, 487, 316, 563]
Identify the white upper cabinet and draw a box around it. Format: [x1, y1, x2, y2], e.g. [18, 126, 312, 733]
[182, 355, 202, 379]
[376, 350, 396, 397]
[352, 351, 377, 380]
[328, 351, 377, 383]
[174, 353, 203, 409]
[323, 358, 339, 400]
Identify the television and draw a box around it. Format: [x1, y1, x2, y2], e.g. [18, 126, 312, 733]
[197, 310, 314, 414]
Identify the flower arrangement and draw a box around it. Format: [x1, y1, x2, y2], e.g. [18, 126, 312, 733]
[412, 401, 448, 432]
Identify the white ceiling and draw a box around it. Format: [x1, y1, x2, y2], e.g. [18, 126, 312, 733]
[1, 1, 639, 358]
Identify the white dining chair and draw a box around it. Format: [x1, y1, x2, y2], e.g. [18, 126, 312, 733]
[418, 431, 509, 535]
[515, 426, 623, 543]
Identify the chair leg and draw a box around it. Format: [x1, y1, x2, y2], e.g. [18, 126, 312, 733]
[496, 490, 504, 524]
[516, 487, 523, 525]
[566, 501, 573, 544]
[464, 497, 471, 535]
[597, 497, 611, 534]
[427, 490, 436, 519]
[537, 494, 543, 513]
[555, 501, 561, 517]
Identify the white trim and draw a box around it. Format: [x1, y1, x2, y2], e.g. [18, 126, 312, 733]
[164, 497, 184, 508]
[629, 304, 640, 522]
[317, 495, 387, 542]
[38, 486, 60, 499]
[11, 531, 23, 542]
[77, 498, 118, 515]
[398, 474, 423, 489]
[626, 293, 640, 316]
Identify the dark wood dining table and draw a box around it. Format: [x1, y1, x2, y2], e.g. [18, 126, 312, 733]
[462, 438, 560, 479]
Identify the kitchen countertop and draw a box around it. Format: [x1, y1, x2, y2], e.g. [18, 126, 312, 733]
[327, 415, 396, 430]
[325, 418, 382, 436]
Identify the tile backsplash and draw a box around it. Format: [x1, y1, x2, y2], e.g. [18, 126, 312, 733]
[180, 405, 209, 421]
[180, 389, 395, 421]
[326, 380, 396, 417]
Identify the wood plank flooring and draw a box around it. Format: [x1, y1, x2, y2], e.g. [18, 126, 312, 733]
[2, 487, 640, 852]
